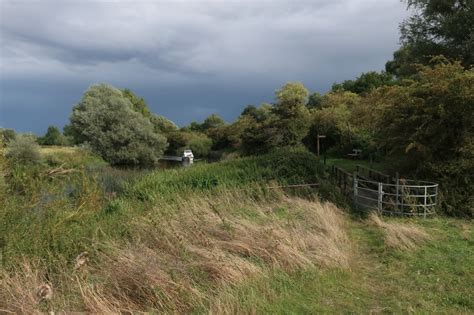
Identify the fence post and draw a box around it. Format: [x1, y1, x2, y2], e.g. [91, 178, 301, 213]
[343, 173, 347, 193]
[423, 186, 427, 218]
[378, 182, 383, 213]
[353, 175, 358, 201]
[395, 172, 400, 211]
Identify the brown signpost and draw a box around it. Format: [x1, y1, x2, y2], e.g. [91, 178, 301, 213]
[317, 134, 326, 157]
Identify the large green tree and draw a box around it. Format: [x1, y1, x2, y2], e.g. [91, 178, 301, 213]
[386, 0, 474, 76]
[38, 125, 68, 146]
[68, 84, 167, 166]
[374, 59, 473, 216]
[332, 71, 395, 95]
[273, 82, 311, 146]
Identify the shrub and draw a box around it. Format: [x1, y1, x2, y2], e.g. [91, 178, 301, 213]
[37, 125, 69, 146]
[0, 128, 16, 144]
[5, 135, 41, 164]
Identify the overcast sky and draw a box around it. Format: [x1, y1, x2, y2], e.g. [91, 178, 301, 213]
[0, 0, 408, 134]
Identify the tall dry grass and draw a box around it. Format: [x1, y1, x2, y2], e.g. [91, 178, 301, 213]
[0, 190, 351, 313]
[369, 213, 430, 250]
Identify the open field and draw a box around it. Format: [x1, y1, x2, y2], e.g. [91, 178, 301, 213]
[1, 148, 472, 313]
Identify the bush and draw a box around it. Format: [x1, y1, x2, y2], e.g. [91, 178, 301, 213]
[5, 135, 41, 164]
[38, 125, 69, 146]
[0, 128, 16, 144]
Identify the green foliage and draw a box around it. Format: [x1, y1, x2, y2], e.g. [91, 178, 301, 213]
[128, 149, 325, 199]
[0, 128, 16, 143]
[188, 134, 213, 157]
[38, 125, 69, 146]
[275, 82, 309, 108]
[332, 71, 395, 94]
[273, 82, 311, 146]
[372, 60, 474, 216]
[304, 91, 373, 155]
[387, 0, 474, 76]
[0, 138, 8, 200]
[1, 144, 472, 313]
[219, 218, 473, 313]
[240, 119, 282, 155]
[150, 114, 178, 134]
[5, 135, 41, 164]
[307, 92, 323, 109]
[166, 131, 212, 158]
[201, 113, 226, 130]
[68, 84, 168, 166]
[122, 88, 151, 117]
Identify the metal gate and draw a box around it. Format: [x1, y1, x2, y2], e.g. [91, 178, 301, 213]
[331, 165, 439, 217]
[353, 178, 438, 217]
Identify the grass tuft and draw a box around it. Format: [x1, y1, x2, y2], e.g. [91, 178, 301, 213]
[369, 213, 431, 250]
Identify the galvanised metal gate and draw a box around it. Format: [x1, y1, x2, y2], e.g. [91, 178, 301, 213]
[353, 178, 438, 217]
[331, 165, 439, 217]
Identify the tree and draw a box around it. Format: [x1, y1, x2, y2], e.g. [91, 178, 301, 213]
[305, 91, 363, 154]
[38, 125, 68, 146]
[386, 0, 474, 76]
[150, 115, 178, 134]
[374, 59, 473, 216]
[241, 103, 273, 122]
[307, 92, 323, 109]
[240, 120, 282, 155]
[273, 82, 311, 146]
[68, 84, 168, 166]
[275, 82, 309, 109]
[122, 88, 151, 117]
[332, 71, 395, 94]
[201, 114, 226, 130]
[165, 131, 212, 158]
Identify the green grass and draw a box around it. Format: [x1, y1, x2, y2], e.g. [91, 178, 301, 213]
[214, 217, 473, 313]
[1, 148, 326, 268]
[1, 147, 472, 313]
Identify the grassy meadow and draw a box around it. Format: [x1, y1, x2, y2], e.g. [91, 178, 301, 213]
[0, 147, 472, 313]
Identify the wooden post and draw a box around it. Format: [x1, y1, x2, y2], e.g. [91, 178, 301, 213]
[317, 134, 320, 157]
[316, 134, 326, 157]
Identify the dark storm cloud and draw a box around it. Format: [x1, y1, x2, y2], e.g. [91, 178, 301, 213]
[0, 0, 408, 133]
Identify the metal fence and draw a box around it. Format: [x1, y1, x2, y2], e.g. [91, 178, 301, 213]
[331, 165, 439, 217]
[353, 178, 438, 217]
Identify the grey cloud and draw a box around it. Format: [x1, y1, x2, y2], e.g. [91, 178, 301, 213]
[0, 0, 408, 133]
